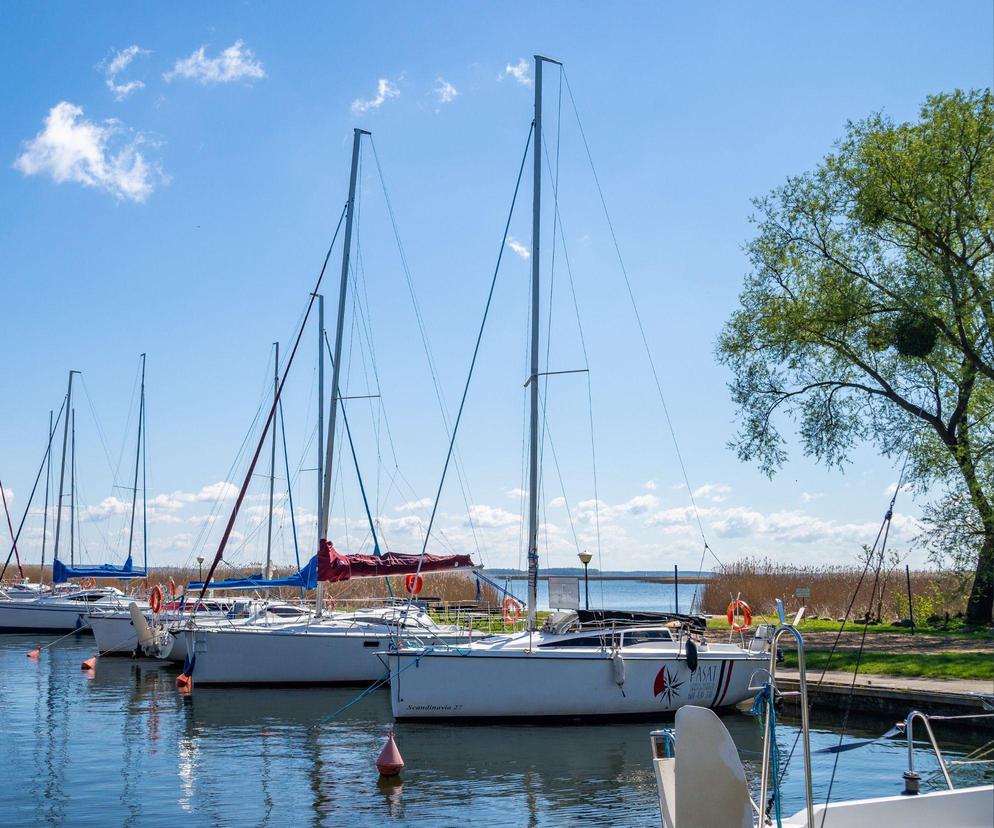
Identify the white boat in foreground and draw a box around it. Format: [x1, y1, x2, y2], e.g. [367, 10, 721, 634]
[388, 609, 769, 720]
[650, 607, 994, 827]
[182, 605, 474, 686]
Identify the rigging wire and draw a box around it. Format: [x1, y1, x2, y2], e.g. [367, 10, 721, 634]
[415, 123, 534, 559]
[195, 205, 348, 603]
[561, 68, 721, 579]
[367, 137, 488, 563]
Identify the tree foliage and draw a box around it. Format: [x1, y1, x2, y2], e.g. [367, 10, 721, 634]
[717, 89, 994, 624]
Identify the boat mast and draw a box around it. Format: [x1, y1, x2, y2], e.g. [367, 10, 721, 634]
[317, 127, 368, 618]
[126, 354, 145, 568]
[51, 372, 76, 570]
[265, 342, 279, 579]
[317, 294, 325, 532]
[526, 56, 549, 631]
[70, 407, 76, 566]
[40, 410, 53, 577]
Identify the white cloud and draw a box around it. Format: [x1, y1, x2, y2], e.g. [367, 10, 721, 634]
[499, 58, 532, 86]
[351, 78, 399, 114]
[507, 236, 530, 259]
[1, 486, 14, 503]
[396, 497, 432, 512]
[434, 77, 458, 104]
[101, 45, 149, 101]
[467, 504, 519, 528]
[643, 480, 657, 491]
[13, 102, 158, 202]
[883, 482, 913, 497]
[692, 483, 732, 502]
[164, 40, 265, 85]
[800, 492, 822, 503]
[507, 488, 527, 499]
[549, 496, 566, 508]
[194, 481, 238, 502]
[82, 496, 132, 522]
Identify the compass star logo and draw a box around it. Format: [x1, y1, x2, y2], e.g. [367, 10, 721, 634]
[653, 665, 685, 705]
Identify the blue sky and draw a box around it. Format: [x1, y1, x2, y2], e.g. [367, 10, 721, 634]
[2, 2, 992, 574]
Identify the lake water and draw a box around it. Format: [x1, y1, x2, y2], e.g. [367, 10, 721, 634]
[2, 634, 991, 827]
[505, 577, 703, 612]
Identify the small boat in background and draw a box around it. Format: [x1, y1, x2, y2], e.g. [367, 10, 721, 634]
[0, 363, 150, 633]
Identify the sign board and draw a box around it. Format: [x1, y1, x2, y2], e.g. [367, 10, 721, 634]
[794, 587, 811, 599]
[548, 576, 580, 610]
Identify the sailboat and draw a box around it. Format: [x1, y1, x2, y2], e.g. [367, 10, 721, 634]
[385, 55, 769, 720]
[0, 366, 149, 633]
[176, 128, 476, 686]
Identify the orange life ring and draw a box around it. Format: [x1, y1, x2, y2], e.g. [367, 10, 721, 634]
[503, 598, 522, 625]
[80, 577, 96, 590]
[727, 599, 752, 632]
[405, 573, 424, 595]
[167, 577, 176, 597]
[149, 585, 163, 614]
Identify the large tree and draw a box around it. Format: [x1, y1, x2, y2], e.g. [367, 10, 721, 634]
[718, 89, 994, 624]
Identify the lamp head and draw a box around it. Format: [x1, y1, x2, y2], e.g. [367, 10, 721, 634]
[578, 551, 593, 565]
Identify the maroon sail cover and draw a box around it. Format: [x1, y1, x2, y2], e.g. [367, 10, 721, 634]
[316, 539, 474, 582]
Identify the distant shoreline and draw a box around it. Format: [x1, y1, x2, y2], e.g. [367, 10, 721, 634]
[496, 572, 711, 584]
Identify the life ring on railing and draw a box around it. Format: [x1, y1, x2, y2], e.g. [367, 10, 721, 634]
[727, 599, 752, 632]
[503, 598, 522, 625]
[405, 573, 424, 595]
[149, 585, 163, 614]
[80, 577, 96, 590]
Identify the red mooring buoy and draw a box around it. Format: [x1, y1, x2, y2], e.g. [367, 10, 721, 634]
[81, 657, 96, 671]
[376, 733, 404, 777]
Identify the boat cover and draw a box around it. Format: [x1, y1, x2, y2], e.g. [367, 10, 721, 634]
[316, 539, 474, 582]
[53, 556, 146, 584]
[187, 554, 319, 591]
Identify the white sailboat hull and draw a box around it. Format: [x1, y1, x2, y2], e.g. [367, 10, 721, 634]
[388, 648, 764, 720]
[0, 600, 91, 633]
[184, 624, 473, 686]
[88, 613, 141, 654]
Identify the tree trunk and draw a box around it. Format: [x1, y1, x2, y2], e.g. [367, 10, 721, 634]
[965, 527, 994, 626]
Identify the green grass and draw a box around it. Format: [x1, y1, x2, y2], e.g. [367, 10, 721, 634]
[782, 649, 994, 681]
[708, 613, 992, 638]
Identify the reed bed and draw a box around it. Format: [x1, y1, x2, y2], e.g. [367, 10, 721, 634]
[700, 558, 973, 623]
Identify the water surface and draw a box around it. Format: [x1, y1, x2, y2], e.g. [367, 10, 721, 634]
[1, 634, 990, 827]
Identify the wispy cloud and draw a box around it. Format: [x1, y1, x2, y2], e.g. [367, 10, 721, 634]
[100, 45, 149, 101]
[499, 58, 532, 86]
[692, 483, 732, 502]
[507, 236, 530, 259]
[13, 102, 159, 202]
[507, 488, 527, 499]
[434, 77, 458, 104]
[164, 40, 265, 85]
[643, 480, 657, 491]
[351, 78, 400, 114]
[396, 497, 432, 512]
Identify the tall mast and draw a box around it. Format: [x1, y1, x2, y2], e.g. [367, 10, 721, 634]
[317, 294, 325, 531]
[69, 407, 76, 566]
[317, 127, 368, 618]
[40, 410, 53, 576]
[52, 371, 76, 567]
[265, 342, 279, 579]
[127, 354, 145, 567]
[526, 56, 546, 631]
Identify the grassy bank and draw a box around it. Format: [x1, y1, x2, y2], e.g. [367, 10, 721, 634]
[783, 649, 994, 681]
[707, 613, 990, 638]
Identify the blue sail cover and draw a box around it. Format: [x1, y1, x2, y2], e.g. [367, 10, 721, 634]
[187, 554, 318, 591]
[53, 556, 146, 584]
